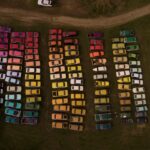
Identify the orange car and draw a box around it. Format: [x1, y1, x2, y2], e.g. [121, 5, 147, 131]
[52, 122, 68, 129]
[49, 47, 63, 53]
[49, 54, 64, 60]
[25, 61, 40, 67]
[50, 66, 65, 74]
[48, 40, 62, 47]
[53, 105, 70, 112]
[51, 113, 68, 121]
[49, 60, 63, 67]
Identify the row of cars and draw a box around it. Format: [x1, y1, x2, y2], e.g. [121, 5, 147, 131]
[112, 30, 148, 123]
[88, 32, 112, 130]
[48, 29, 86, 131]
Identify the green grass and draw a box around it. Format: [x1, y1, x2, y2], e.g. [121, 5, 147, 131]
[0, 15, 150, 150]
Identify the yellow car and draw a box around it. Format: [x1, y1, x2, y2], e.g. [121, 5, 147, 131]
[112, 37, 124, 43]
[25, 74, 41, 80]
[52, 81, 68, 89]
[70, 116, 84, 123]
[117, 77, 131, 83]
[51, 113, 68, 121]
[52, 98, 68, 105]
[25, 89, 40, 95]
[71, 93, 84, 99]
[95, 89, 108, 96]
[71, 100, 86, 107]
[53, 105, 70, 112]
[95, 81, 109, 87]
[25, 81, 41, 87]
[52, 90, 68, 98]
[65, 58, 80, 66]
[71, 108, 86, 116]
[112, 43, 125, 49]
[52, 122, 68, 129]
[94, 97, 110, 104]
[25, 96, 42, 103]
[67, 65, 82, 72]
[120, 99, 131, 105]
[69, 124, 83, 132]
[113, 49, 127, 55]
[65, 50, 79, 57]
[64, 45, 78, 51]
[118, 84, 131, 91]
[68, 72, 83, 79]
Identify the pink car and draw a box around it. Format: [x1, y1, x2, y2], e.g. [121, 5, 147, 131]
[25, 49, 38, 55]
[9, 50, 24, 58]
[25, 55, 39, 61]
[49, 34, 62, 40]
[90, 45, 104, 51]
[0, 32, 8, 38]
[7, 65, 22, 71]
[49, 29, 62, 35]
[25, 61, 40, 67]
[0, 44, 8, 50]
[0, 37, 8, 43]
[25, 42, 38, 48]
[11, 32, 25, 38]
[11, 38, 25, 44]
[10, 44, 24, 51]
[0, 51, 8, 57]
[63, 31, 77, 37]
[90, 39, 103, 45]
[26, 32, 39, 37]
[8, 58, 23, 65]
[25, 37, 38, 43]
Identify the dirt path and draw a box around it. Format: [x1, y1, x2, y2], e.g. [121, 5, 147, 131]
[0, 4, 150, 28]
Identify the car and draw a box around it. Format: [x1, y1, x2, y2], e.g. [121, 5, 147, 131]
[63, 31, 77, 37]
[65, 50, 79, 57]
[11, 32, 25, 38]
[69, 124, 83, 132]
[11, 37, 25, 43]
[71, 93, 84, 99]
[115, 64, 129, 70]
[95, 81, 109, 87]
[52, 122, 68, 129]
[26, 32, 39, 37]
[0, 44, 8, 50]
[124, 37, 137, 43]
[5, 77, 21, 85]
[118, 92, 131, 98]
[96, 123, 112, 130]
[0, 64, 6, 71]
[129, 61, 141, 66]
[88, 32, 104, 38]
[49, 47, 63, 53]
[130, 68, 142, 73]
[120, 106, 131, 112]
[71, 85, 84, 91]
[26, 68, 41, 73]
[10, 43, 24, 50]
[131, 73, 143, 79]
[64, 39, 78, 45]
[113, 49, 127, 55]
[5, 94, 21, 101]
[120, 112, 131, 119]
[95, 89, 109, 96]
[64, 45, 79, 51]
[120, 99, 131, 105]
[9, 50, 24, 58]
[50, 73, 67, 80]
[52, 98, 68, 105]
[133, 94, 146, 100]
[6, 71, 22, 78]
[7, 86, 22, 93]
[53, 105, 70, 112]
[65, 58, 80, 66]
[25, 49, 38, 55]
[25, 42, 38, 48]
[50, 66, 66, 73]
[93, 66, 107, 72]
[132, 79, 143, 85]
[23, 111, 39, 117]
[132, 87, 145, 93]
[90, 45, 104, 51]
[94, 97, 110, 104]
[25, 37, 38, 43]
[24, 103, 40, 110]
[25, 89, 41, 95]
[136, 106, 148, 112]
[5, 108, 21, 117]
[25, 74, 41, 80]
[93, 74, 108, 80]
[91, 58, 107, 65]
[68, 72, 83, 79]
[95, 113, 112, 121]
[25, 81, 41, 87]
[0, 57, 7, 63]
[21, 118, 38, 125]
[49, 59, 63, 67]
[120, 30, 135, 37]
[71, 100, 86, 107]
[25, 55, 40, 61]
[71, 108, 86, 116]
[5, 101, 22, 109]
[52, 90, 68, 98]
[0, 26, 11, 33]
[112, 43, 125, 49]
[113, 56, 128, 63]
[7, 65, 22, 71]
[0, 73, 6, 80]
[49, 34, 62, 40]
[8, 58, 22, 65]
[95, 105, 111, 112]
[25, 61, 40, 67]
[118, 84, 131, 91]
[126, 44, 140, 51]
[0, 51, 8, 57]
[70, 116, 84, 123]
[49, 29, 62, 35]
[51, 113, 68, 121]
[89, 51, 104, 58]
[128, 53, 139, 59]
[49, 54, 64, 60]
[112, 37, 124, 43]
[116, 70, 130, 77]
[5, 116, 19, 124]
[90, 39, 103, 45]
[135, 100, 147, 106]
[67, 65, 82, 72]
[52, 81, 68, 89]
[70, 79, 83, 85]
[25, 96, 42, 103]
[117, 77, 131, 83]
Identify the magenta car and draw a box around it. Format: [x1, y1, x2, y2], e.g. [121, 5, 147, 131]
[10, 43, 24, 51]
[0, 51, 8, 57]
[9, 50, 24, 58]
[11, 37, 25, 43]
[0, 26, 11, 33]
[26, 32, 39, 38]
[11, 32, 25, 38]
[25, 42, 38, 48]
[0, 37, 8, 43]
[88, 32, 104, 38]
[0, 44, 8, 50]
[25, 37, 38, 43]
[0, 32, 8, 38]
[21, 117, 38, 125]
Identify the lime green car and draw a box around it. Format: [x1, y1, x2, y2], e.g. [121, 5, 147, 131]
[65, 58, 80, 66]
[117, 77, 131, 83]
[95, 81, 109, 87]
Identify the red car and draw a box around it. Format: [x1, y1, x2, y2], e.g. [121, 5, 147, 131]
[25, 49, 38, 55]
[9, 50, 24, 58]
[64, 39, 78, 45]
[63, 31, 77, 37]
[88, 32, 104, 38]
[10, 44, 24, 51]
[0, 32, 8, 38]
[0, 37, 8, 43]
[26, 32, 39, 37]
[0, 44, 8, 50]
[90, 45, 104, 51]
[89, 51, 104, 58]
[11, 32, 25, 38]
[49, 29, 62, 35]
[8, 58, 22, 65]
[25, 42, 38, 48]
[90, 39, 103, 45]
[48, 40, 62, 47]
[49, 34, 62, 40]
[25, 37, 38, 43]
[25, 55, 39, 61]
[11, 38, 25, 44]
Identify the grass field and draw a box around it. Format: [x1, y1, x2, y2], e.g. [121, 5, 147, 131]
[0, 15, 150, 150]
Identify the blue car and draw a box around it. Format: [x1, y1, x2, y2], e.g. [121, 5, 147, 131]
[5, 108, 21, 117]
[96, 123, 112, 130]
[5, 101, 22, 109]
[5, 116, 19, 124]
[23, 111, 39, 118]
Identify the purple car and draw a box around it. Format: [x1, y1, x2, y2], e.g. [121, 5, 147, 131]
[0, 26, 11, 33]
[0, 51, 8, 57]
[21, 117, 38, 125]
[11, 32, 26, 38]
[0, 44, 8, 50]
[88, 32, 104, 38]
[0, 37, 8, 43]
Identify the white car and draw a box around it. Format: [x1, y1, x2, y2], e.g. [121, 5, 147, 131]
[136, 106, 148, 112]
[71, 85, 84, 91]
[116, 70, 130, 77]
[129, 61, 141, 66]
[130, 68, 142, 73]
[113, 56, 128, 63]
[70, 79, 83, 85]
[131, 73, 143, 79]
[0, 57, 7, 63]
[93, 74, 108, 80]
[132, 79, 143, 85]
[38, 0, 52, 7]
[135, 100, 147, 106]
[132, 87, 145, 93]
[50, 73, 66, 80]
[115, 64, 129, 70]
[93, 66, 107, 72]
[68, 73, 83, 79]
[7, 86, 22, 92]
[26, 68, 40, 73]
[6, 71, 22, 78]
[5, 77, 20, 85]
[133, 94, 146, 100]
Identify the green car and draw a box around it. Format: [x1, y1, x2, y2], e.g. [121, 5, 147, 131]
[124, 37, 137, 43]
[120, 30, 135, 37]
[23, 111, 39, 117]
[24, 103, 40, 110]
[128, 53, 139, 59]
[126, 44, 140, 51]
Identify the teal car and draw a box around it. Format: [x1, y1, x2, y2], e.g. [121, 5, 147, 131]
[120, 30, 135, 37]
[95, 113, 112, 121]
[5, 101, 22, 109]
[124, 37, 137, 43]
[126, 44, 140, 51]
[5, 116, 19, 124]
[24, 103, 40, 110]
[23, 111, 39, 118]
[5, 108, 21, 117]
